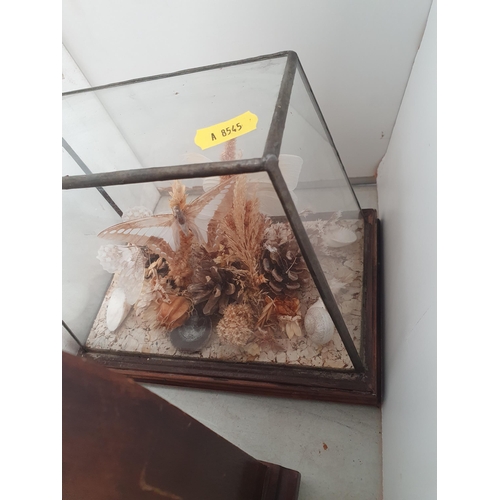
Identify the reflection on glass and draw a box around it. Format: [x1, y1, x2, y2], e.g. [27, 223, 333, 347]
[279, 66, 365, 354]
[62, 57, 287, 173]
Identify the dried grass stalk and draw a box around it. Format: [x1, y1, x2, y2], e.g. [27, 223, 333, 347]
[219, 175, 268, 307]
[166, 231, 194, 288]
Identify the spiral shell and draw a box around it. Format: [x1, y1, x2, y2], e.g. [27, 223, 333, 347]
[304, 299, 335, 345]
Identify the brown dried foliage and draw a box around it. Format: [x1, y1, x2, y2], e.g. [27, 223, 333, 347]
[219, 175, 268, 308]
[254, 296, 284, 350]
[142, 293, 192, 332]
[161, 180, 194, 287]
[166, 231, 194, 288]
[156, 294, 192, 331]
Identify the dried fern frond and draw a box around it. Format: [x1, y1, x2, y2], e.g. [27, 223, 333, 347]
[219, 175, 268, 304]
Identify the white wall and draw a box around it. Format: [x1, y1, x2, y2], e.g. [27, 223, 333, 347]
[376, 1, 436, 499]
[62, 0, 433, 178]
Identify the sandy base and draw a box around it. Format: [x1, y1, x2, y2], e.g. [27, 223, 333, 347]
[86, 219, 364, 371]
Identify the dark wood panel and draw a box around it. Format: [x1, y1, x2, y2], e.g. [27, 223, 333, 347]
[360, 209, 382, 403]
[62, 352, 300, 500]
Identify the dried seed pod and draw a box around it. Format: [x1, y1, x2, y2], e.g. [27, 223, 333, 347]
[155, 294, 191, 331]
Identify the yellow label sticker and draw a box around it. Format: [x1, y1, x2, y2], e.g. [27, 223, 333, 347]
[194, 111, 258, 150]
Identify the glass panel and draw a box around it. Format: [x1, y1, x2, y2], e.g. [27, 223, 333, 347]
[62, 149, 121, 345]
[66, 163, 354, 369]
[279, 66, 365, 357]
[62, 54, 364, 370]
[62, 56, 287, 190]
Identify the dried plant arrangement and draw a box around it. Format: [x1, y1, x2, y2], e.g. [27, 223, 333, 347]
[87, 139, 365, 371]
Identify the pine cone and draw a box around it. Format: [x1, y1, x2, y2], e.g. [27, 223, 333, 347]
[188, 261, 239, 315]
[262, 241, 309, 296]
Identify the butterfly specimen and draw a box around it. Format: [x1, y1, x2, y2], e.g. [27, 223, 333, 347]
[98, 176, 236, 257]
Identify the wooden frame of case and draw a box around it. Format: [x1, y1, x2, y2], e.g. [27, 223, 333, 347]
[63, 51, 382, 406]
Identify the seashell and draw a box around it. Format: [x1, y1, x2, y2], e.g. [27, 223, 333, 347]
[308, 297, 326, 310]
[324, 226, 357, 248]
[106, 287, 132, 332]
[304, 299, 335, 345]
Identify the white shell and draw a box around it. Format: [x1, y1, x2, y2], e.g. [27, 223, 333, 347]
[304, 299, 335, 345]
[106, 288, 132, 332]
[324, 226, 357, 248]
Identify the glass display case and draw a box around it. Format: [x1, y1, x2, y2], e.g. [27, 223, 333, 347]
[62, 51, 381, 405]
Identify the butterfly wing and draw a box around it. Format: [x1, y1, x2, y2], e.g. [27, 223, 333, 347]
[185, 175, 236, 249]
[98, 214, 179, 256]
[99, 176, 236, 255]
